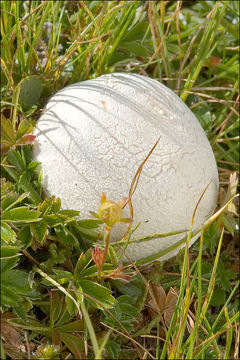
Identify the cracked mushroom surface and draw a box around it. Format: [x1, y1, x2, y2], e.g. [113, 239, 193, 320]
[33, 73, 219, 261]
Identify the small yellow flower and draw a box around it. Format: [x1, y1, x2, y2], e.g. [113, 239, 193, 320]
[91, 192, 132, 230]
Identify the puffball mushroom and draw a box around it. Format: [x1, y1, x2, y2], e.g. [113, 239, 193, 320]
[33, 73, 219, 262]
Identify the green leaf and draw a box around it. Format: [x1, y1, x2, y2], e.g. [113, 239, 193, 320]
[1, 245, 19, 258]
[18, 171, 31, 189]
[1, 283, 23, 307]
[1, 192, 29, 212]
[119, 41, 149, 57]
[222, 214, 238, 236]
[1, 223, 16, 243]
[0, 280, 29, 319]
[56, 319, 84, 332]
[75, 223, 100, 240]
[217, 261, 236, 292]
[27, 160, 40, 171]
[122, 21, 149, 42]
[59, 210, 80, 217]
[118, 295, 140, 317]
[74, 249, 93, 277]
[118, 302, 140, 319]
[77, 219, 103, 229]
[192, 100, 212, 134]
[55, 226, 78, 247]
[1, 192, 18, 212]
[103, 294, 140, 332]
[1, 207, 41, 223]
[2, 269, 32, 295]
[37, 196, 61, 215]
[44, 214, 69, 227]
[112, 278, 143, 299]
[79, 279, 116, 309]
[19, 76, 42, 110]
[13, 303, 29, 321]
[52, 269, 74, 283]
[61, 332, 85, 358]
[78, 263, 114, 279]
[18, 225, 33, 249]
[50, 291, 64, 328]
[54, 302, 75, 328]
[19, 182, 42, 206]
[106, 341, 120, 360]
[1, 246, 19, 274]
[7, 149, 26, 172]
[1, 115, 15, 143]
[65, 290, 78, 316]
[15, 118, 34, 140]
[210, 286, 226, 307]
[30, 220, 48, 243]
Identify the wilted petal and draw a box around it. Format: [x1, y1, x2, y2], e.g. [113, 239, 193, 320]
[103, 264, 135, 282]
[92, 245, 105, 271]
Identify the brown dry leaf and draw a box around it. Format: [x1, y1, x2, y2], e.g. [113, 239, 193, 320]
[164, 287, 179, 327]
[186, 313, 195, 333]
[1, 314, 26, 358]
[1, 321, 24, 348]
[146, 283, 167, 319]
[2, 343, 26, 360]
[146, 283, 179, 327]
[133, 313, 149, 331]
[0, 312, 24, 350]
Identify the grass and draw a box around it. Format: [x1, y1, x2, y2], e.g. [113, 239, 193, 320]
[1, 1, 239, 359]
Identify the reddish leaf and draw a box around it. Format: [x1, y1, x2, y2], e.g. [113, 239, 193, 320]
[205, 56, 222, 67]
[16, 134, 36, 146]
[52, 330, 61, 346]
[92, 245, 105, 271]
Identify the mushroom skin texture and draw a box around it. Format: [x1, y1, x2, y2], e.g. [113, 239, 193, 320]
[33, 73, 219, 262]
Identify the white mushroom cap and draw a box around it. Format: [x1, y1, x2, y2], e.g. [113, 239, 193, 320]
[33, 73, 219, 262]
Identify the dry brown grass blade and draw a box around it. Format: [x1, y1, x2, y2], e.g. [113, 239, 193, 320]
[177, 15, 209, 88]
[203, 194, 239, 229]
[124, 256, 169, 338]
[234, 319, 240, 359]
[121, 137, 160, 242]
[101, 322, 156, 360]
[1, 58, 14, 89]
[70, 31, 113, 45]
[213, 94, 240, 139]
[190, 180, 213, 231]
[193, 322, 240, 356]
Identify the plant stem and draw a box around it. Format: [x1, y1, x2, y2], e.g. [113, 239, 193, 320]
[95, 329, 112, 360]
[33, 266, 82, 318]
[81, 300, 100, 358]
